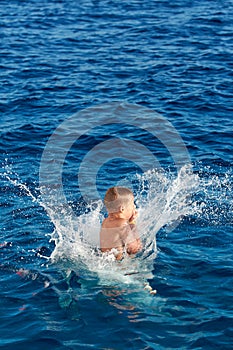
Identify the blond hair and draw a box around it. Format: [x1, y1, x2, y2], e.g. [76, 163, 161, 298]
[104, 186, 133, 213]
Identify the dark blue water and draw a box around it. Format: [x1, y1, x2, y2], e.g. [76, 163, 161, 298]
[1, 0, 233, 349]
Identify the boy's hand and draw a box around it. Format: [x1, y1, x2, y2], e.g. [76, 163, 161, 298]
[129, 210, 138, 224]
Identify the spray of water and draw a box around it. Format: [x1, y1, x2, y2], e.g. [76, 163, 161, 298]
[37, 165, 200, 288]
[2, 163, 232, 295]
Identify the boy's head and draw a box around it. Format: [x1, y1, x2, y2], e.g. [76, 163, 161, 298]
[104, 187, 134, 214]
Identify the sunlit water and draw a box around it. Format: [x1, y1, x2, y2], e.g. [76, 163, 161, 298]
[1, 0, 233, 348]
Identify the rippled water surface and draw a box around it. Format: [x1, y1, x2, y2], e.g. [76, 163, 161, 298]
[1, 0, 233, 349]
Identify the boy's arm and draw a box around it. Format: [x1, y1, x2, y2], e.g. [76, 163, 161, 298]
[124, 210, 142, 254]
[125, 223, 142, 255]
[126, 239, 142, 254]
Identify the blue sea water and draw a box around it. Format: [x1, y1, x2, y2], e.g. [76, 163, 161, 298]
[1, 0, 233, 349]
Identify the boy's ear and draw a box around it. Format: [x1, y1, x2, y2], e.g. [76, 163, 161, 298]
[119, 205, 125, 212]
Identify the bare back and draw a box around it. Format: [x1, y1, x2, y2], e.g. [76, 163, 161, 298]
[100, 217, 142, 259]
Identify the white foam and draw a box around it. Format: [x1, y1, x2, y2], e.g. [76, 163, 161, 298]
[40, 165, 200, 286]
[1, 165, 204, 286]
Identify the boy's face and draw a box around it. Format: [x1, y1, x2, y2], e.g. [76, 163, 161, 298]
[123, 195, 136, 220]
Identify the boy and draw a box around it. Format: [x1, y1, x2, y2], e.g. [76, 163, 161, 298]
[100, 186, 142, 260]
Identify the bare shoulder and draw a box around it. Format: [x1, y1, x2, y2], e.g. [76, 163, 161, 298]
[101, 217, 127, 229]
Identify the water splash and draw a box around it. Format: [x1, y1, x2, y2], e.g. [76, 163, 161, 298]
[2, 163, 232, 294]
[195, 164, 233, 226]
[39, 165, 201, 288]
